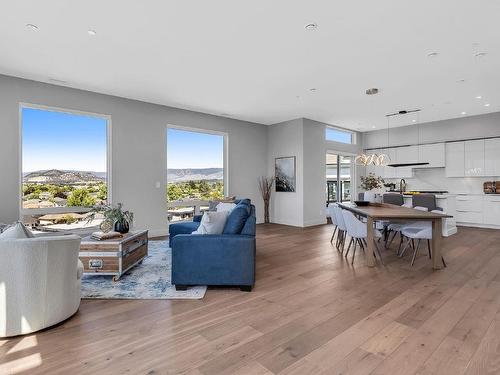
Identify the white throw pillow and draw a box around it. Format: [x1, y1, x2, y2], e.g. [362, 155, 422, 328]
[216, 202, 237, 213]
[192, 211, 229, 235]
[0, 222, 35, 239]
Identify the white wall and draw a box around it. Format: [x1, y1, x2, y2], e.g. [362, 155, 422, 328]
[267, 119, 304, 226]
[267, 118, 362, 227]
[0, 75, 268, 235]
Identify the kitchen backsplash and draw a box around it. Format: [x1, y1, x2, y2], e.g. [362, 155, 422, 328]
[384, 168, 500, 194]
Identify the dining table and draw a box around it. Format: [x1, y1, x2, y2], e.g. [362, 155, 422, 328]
[337, 202, 452, 269]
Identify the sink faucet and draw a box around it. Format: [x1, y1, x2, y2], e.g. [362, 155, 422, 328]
[399, 179, 407, 193]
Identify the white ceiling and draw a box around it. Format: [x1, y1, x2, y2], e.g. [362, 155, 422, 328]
[1, 1, 500, 130]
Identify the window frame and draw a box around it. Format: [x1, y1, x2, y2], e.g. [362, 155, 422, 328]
[18, 102, 112, 217]
[325, 126, 356, 145]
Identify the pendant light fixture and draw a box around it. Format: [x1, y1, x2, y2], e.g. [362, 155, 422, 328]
[355, 87, 389, 166]
[386, 109, 429, 167]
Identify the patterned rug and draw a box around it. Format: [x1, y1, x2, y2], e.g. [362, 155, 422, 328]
[81, 240, 207, 299]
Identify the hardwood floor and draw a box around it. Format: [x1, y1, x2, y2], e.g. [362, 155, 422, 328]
[2, 224, 500, 374]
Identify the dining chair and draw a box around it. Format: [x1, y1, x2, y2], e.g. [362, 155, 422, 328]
[399, 226, 447, 267]
[342, 209, 384, 265]
[332, 206, 348, 253]
[412, 194, 442, 211]
[327, 203, 338, 243]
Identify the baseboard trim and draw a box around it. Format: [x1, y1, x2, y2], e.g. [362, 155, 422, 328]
[457, 223, 500, 230]
[145, 228, 169, 238]
[303, 219, 327, 227]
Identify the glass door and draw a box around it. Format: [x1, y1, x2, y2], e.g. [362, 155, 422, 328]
[326, 153, 354, 204]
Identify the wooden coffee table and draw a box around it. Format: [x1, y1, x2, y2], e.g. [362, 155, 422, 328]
[79, 230, 148, 281]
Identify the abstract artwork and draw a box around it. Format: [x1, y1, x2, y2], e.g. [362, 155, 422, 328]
[275, 156, 296, 192]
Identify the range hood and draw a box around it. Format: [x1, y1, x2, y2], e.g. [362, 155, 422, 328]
[387, 162, 429, 168]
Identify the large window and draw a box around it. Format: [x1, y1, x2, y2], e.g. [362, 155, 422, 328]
[326, 126, 354, 144]
[21, 105, 109, 231]
[167, 127, 225, 222]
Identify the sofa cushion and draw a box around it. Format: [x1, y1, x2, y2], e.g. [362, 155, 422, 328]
[0, 222, 34, 240]
[208, 196, 237, 211]
[223, 204, 250, 234]
[216, 202, 237, 213]
[192, 211, 229, 235]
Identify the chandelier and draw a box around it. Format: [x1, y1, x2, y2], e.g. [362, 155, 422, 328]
[354, 153, 389, 166]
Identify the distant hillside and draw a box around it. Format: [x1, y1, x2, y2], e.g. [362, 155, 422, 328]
[23, 169, 106, 184]
[167, 168, 223, 182]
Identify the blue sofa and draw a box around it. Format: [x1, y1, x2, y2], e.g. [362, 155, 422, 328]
[170, 199, 256, 291]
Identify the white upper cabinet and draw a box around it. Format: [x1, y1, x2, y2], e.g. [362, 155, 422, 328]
[445, 142, 465, 177]
[396, 146, 419, 164]
[484, 138, 500, 176]
[464, 139, 485, 177]
[418, 143, 445, 168]
[384, 148, 397, 178]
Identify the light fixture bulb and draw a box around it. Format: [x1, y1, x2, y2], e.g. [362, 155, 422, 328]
[88, 29, 97, 36]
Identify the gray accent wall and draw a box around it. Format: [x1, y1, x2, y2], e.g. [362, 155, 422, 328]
[0, 75, 268, 235]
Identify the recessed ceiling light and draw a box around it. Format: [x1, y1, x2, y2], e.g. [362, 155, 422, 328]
[304, 23, 318, 31]
[371, 126, 376, 129]
[475, 52, 487, 58]
[365, 88, 379, 95]
[461, 111, 467, 115]
[475, 95, 482, 99]
[484, 103, 491, 107]
[412, 119, 417, 123]
[427, 52, 439, 58]
[87, 29, 97, 36]
[48, 77, 68, 84]
[309, 88, 317, 92]
[26, 23, 38, 31]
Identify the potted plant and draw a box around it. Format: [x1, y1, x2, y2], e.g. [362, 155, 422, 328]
[88, 203, 134, 234]
[360, 173, 384, 203]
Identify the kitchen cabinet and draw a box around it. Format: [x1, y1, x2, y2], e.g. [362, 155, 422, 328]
[445, 142, 465, 177]
[394, 146, 416, 178]
[418, 143, 445, 168]
[484, 138, 500, 176]
[483, 195, 500, 226]
[383, 148, 397, 178]
[464, 140, 485, 177]
[455, 194, 484, 225]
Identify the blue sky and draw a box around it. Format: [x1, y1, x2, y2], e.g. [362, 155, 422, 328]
[326, 127, 352, 144]
[167, 128, 223, 169]
[22, 108, 224, 172]
[22, 108, 107, 172]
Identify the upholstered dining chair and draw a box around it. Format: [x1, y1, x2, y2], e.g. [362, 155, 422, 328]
[342, 209, 384, 265]
[328, 203, 338, 243]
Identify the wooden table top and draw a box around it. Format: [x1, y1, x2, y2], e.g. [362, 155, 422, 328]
[337, 202, 452, 220]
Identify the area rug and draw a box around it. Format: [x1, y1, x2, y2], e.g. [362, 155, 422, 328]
[81, 240, 207, 299]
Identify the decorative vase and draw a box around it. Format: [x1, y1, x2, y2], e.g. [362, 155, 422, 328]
[264, 198, 270, 224]
[364, 191, 377, 203]
[114, 220, 130, 234]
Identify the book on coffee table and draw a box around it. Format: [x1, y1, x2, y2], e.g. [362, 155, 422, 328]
[90, 231, 123, 241]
